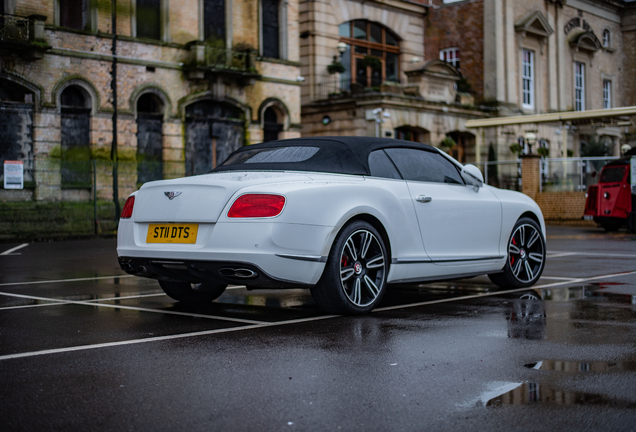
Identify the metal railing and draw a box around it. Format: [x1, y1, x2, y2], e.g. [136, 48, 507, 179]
[204, 46, 255, 71]
[0, 13, 30, 42]
[0, 160, 186, 239]
[313, 77, 412, 101]
[474, 160, 522, 192]
[540, 156, 619, 193]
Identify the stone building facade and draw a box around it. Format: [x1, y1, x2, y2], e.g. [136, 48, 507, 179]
[426, 0, 636, 161]
[298, 0, 487, 164]
[0, 0, 302, 202]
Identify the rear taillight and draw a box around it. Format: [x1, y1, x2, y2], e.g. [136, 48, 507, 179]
[228, 194, 285, 218]
[121, 196, 135, 219]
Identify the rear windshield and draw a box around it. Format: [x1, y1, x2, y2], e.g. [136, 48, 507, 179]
[600, 166, 626, 183]
[221, 146, 320, 165]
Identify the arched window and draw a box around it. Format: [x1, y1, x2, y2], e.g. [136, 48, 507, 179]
[60, 85, 91, 188]
[263, 107, 283, 142]
[0, 79, 34, 183]
[338, 20, 399, 88]
[602, 29, 610, 48]
[136, 93, 164, 184]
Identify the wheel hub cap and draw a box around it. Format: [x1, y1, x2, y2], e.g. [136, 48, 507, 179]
[354, 262, 363, 275]
[520, 249, 527, 260]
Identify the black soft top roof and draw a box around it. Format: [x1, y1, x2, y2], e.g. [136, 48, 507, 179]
[211, 137, 440, 175]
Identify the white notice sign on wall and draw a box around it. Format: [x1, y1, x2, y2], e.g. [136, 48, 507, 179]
[3, 160, 24, 190]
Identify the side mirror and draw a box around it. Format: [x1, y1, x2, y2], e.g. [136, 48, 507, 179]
[461, 164, 484, 189]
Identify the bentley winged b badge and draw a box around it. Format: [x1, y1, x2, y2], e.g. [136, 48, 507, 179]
[164, 191, 182, 200]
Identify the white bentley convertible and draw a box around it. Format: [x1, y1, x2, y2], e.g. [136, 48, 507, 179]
[117, 137, 546, 314]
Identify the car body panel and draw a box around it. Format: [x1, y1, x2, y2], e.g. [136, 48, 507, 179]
[117, 137, 546, 294]
[405, 181, 503, 263]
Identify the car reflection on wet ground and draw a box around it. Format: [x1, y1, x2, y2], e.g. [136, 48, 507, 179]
[0, 225, 635, 431]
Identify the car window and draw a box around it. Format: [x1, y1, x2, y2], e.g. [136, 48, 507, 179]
[600, 166, 626, 183]
[222, 146, 320, 165]
[384, 148, 464, 184]
[368, 150, 402, 179]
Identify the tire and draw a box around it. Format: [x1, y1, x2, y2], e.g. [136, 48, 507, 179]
[311, 220, 388, 314]
[158, 280, 227, 303]
[489, 217, 546, 289]
[600, 221, 621, 232]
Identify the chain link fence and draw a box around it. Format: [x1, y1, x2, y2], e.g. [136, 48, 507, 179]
[0, 160, 184, 240]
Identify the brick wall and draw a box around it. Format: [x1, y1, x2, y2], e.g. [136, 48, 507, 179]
[424, 0, 484, 101]
[535, 191, 594, 226]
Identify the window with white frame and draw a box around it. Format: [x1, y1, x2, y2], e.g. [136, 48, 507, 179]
[603, 80, 611, 109]
[602, 29, 610, 48]
[521, 49, 534, 110]
[575, 62, 585, 111]
[440, 48, 460, 69]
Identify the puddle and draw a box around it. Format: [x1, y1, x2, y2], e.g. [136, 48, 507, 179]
[479, 382, 636, 408]
[524, 360, 636, 373]
[541, 283, 634, 303]
[506, 297, 546, 340]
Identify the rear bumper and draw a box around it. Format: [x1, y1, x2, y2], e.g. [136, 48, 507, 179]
[118, 257, 313, 289]
[117, 219, 332, 286]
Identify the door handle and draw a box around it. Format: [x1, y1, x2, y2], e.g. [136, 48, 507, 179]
[416, 195, 432, 203]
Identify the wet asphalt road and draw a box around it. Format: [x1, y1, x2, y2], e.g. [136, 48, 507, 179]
[0, 226, 635, 431]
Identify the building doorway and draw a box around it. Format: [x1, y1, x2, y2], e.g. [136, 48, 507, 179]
[136, 93, 164, 185]
[185, 100, 243, 175]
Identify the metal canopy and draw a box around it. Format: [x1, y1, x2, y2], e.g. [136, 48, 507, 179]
[465, 106, 636, 128]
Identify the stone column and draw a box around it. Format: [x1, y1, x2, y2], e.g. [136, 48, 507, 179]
[521, 154, 541, 200]
[483, 0, 505, 102]
[556, 6, 566, 110]
[505, 0, 517, 105]
[547, 7, 558, 111]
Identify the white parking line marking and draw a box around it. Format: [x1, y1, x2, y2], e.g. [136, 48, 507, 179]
[546, 252, 579, 258]
[0, 286, 247, 311]
[548, 250, 636, 258]
[0, 243, 29, 255]
[0, 314, 339, 361]
[0, 275, 134, 287]
[0, 291, 267, 325]
[86, 293, 166, 302]
[0, 301, 72, 311]
[373, 270, 636, 313]
[538, 276, 579, 281]
[1, 270, 634, 361]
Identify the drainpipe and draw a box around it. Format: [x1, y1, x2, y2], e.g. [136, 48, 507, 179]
[111, 0, 120, 221]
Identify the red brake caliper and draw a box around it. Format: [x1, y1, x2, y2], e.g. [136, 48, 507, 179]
[510, 237, 516, 265]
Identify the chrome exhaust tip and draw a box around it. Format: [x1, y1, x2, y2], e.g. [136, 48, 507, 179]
[218, 268, 258, 279]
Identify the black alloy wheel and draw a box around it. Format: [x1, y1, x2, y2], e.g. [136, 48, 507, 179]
[311, 220, 388, 314]
[159, 280, 227, 303]
[489, 217, 546, 288]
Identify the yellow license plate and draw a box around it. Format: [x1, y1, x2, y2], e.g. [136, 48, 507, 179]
[146, 224, 198, 244]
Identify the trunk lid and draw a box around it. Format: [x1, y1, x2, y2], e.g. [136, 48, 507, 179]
[133, 171, 315, 223]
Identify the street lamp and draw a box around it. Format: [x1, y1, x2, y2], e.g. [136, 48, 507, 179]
[372, 107, 391, 137]
[337, 42, 348, 56]
[524, 131, 537, 154]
